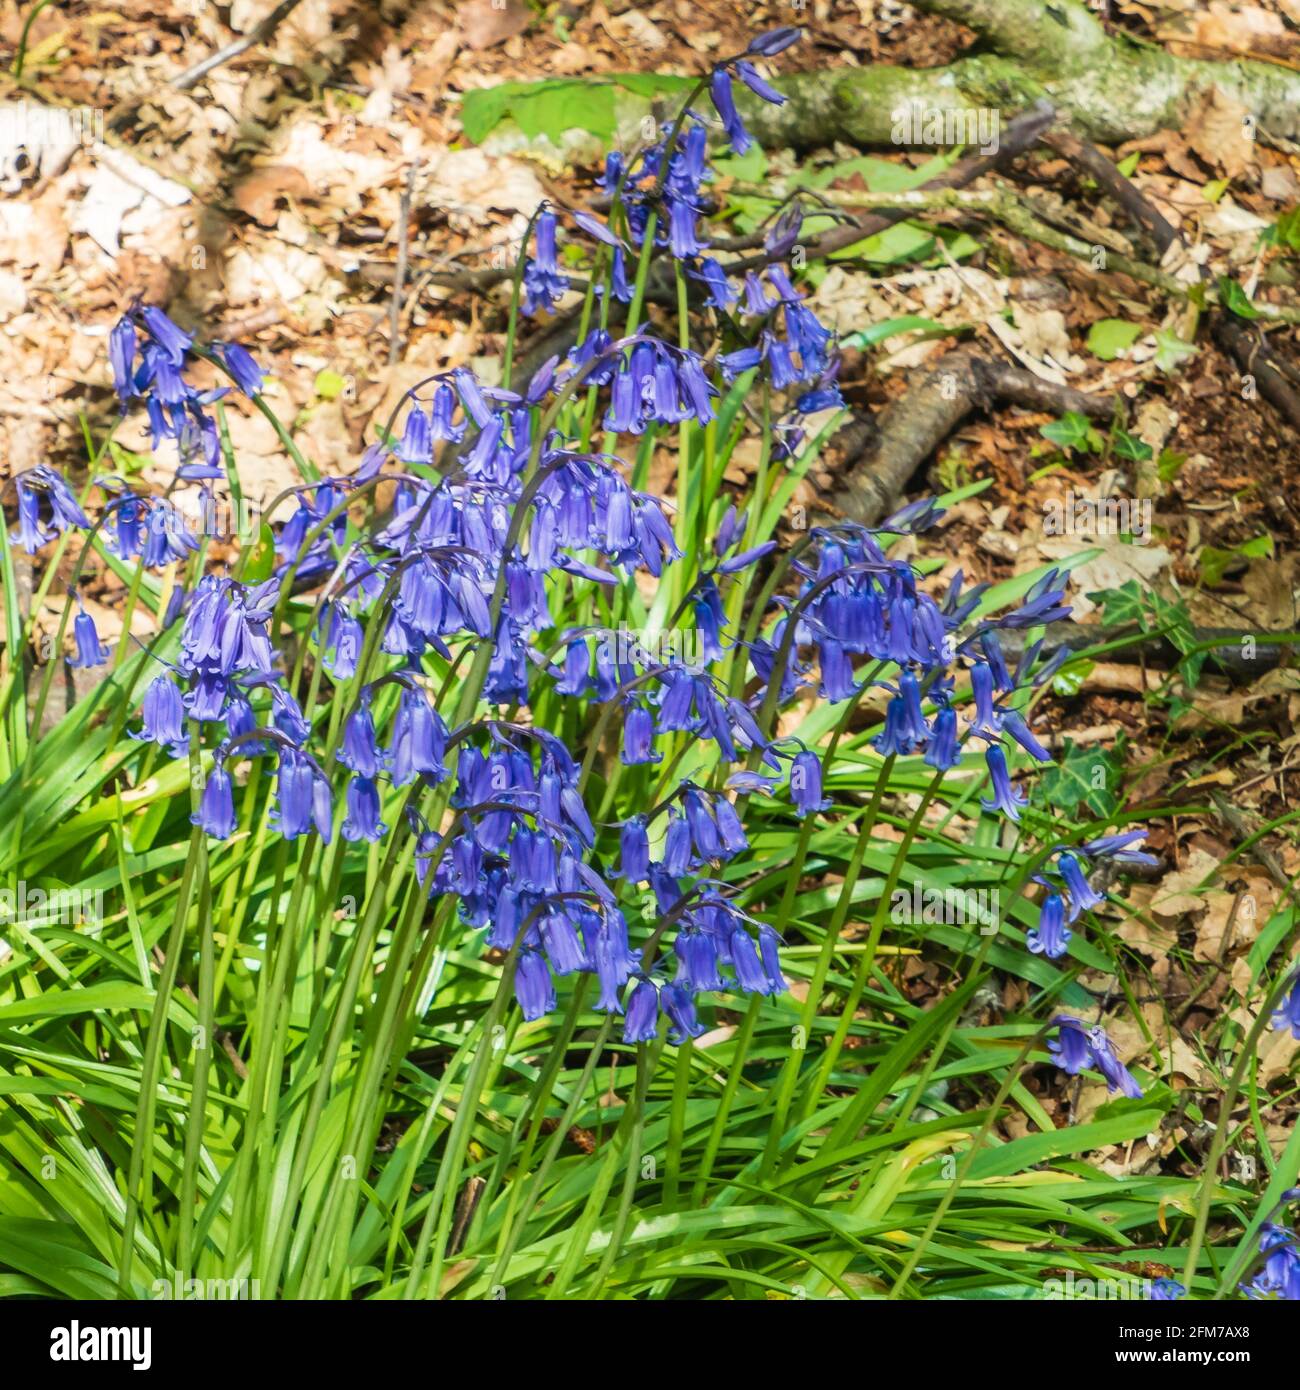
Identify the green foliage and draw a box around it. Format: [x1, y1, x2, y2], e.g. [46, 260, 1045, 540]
[460, 74, 694, 146]
[1086, 318, 1142, 361]
[1039, 411, 1103, 455]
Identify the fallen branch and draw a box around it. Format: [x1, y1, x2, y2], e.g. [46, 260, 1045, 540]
[736, 0, 1300, 147]
[830, 348, 1117, 525]
[997, 620, 1293, 680]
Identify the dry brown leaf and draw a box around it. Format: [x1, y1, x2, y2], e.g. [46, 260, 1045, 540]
[1186, 86, 1257, 179]
[234, 166, 313, 227]
[1150, 847, 1220, 920]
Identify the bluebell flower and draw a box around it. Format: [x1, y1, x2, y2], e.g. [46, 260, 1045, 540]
[523, 209, 570, 314]
[1050, 1017, 1143, 1098]
[1078, 831, 1158, 866]
[515, 949, 557, 1022]
[109, 317, 137, 404]
[1244, 1224, 1300, 1300]
[747, 25, 802, 57]
[924, 705, 961, 771]
[730, 926, 773, 994]
[542, 909, 590, 975]
[1088, 1025, 1144, 1098]
[981, 745, 1027, 822]
[1149, 1278, 1185, 1300]
[572, 209, 622, 247]
[139, 306, 192, 365]
[676, 926, 724, 993]
[968, 662, 1003, 740]
[709, 68, 752, 154]
[624, 979, 660, 1042]
[141, 502, 197, 568]
[388, 687, 447, 786]
[1048, 1016, 1093, 1075]
[1027, 892, 1071, 959]
[193, 763, 237, 839]
[620, 816, 650, 881]
[1000, 569, 1071, 629]
[1058, 851, 1105, 922]
[342, 775, 387, 842]
[621, 702, 660, 765]
[339, 696, 386, 778]
[272, 748, 318, 840]
[696, 257, 737, 309]
[137, 673, 186, 747]
[396, 398, 432, 464]
[790, 748, 830, 818]
[758, 925, 786, 993]
[1001, 708, 1050, 762]
[661, 981, 707, 1043]
[68, 606, 110, 668]
[12, 467, 89, 552]
[214, 340, 265, 396]
[734, 59, 786, 105]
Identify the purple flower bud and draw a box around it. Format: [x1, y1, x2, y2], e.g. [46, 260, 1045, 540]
[734, 59, 786, 106]
[746, 25, 801, 57]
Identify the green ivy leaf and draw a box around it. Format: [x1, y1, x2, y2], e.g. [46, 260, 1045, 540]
[1036, 739, 1123, 817]
[1039, 411, 1100, 454]
[1112, 429, 1153, 463]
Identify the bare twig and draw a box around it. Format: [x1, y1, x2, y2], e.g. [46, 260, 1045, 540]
[388, 163, 419, 366]
[172, 0, 306, 92]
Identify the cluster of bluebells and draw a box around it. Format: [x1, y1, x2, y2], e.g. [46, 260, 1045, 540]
[521, 24, 838, 462]
[10, 27, 1148, 1056]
